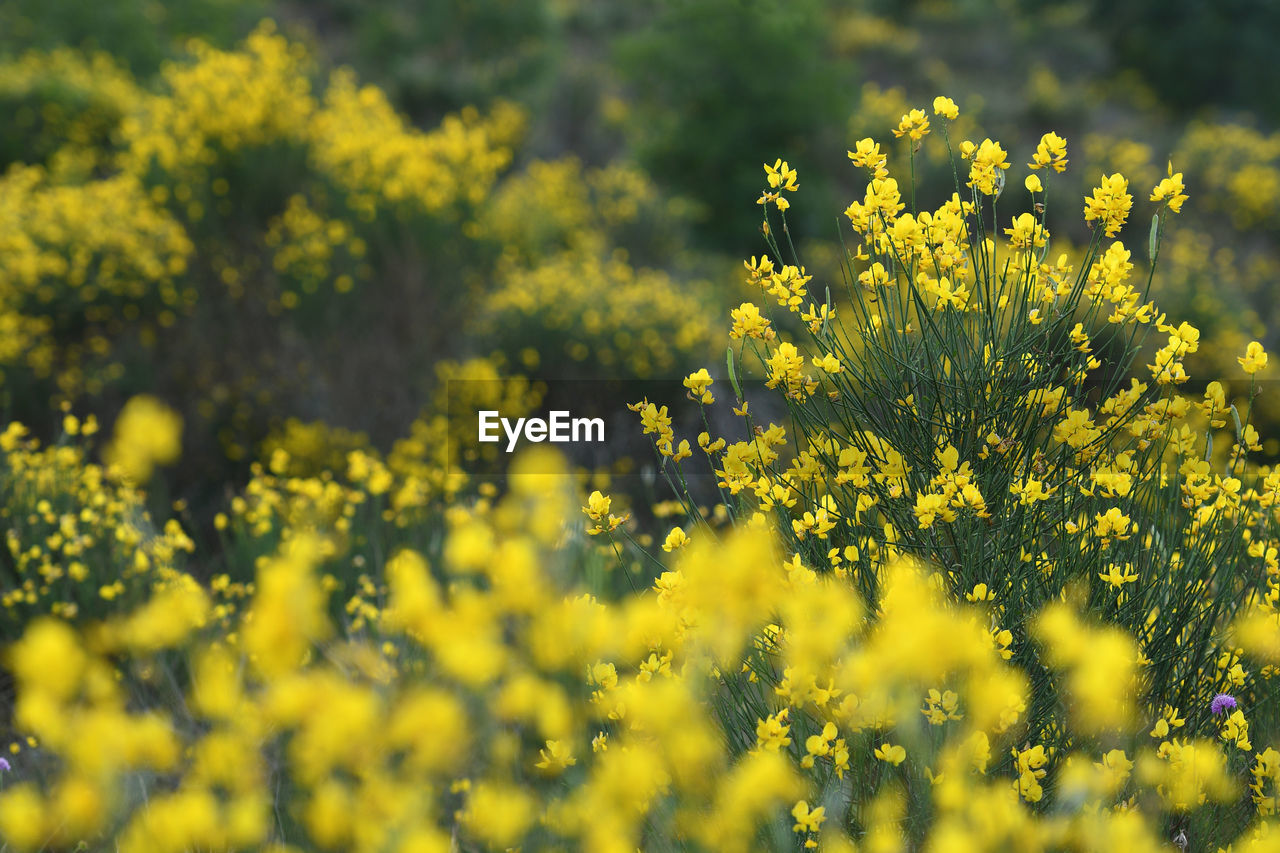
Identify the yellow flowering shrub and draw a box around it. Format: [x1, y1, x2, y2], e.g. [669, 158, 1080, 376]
[0, 419, 195, 636]
[262, 193, 369, 306]
[5, 8, 1280, 845]
[115, 20, 523, 238]
[0, 48, 142, 176]
[0, 166, 193, 399]
[0, 21, 543, 479]
[118, 21, 317, 186]
[257, 417, 373, 480]
[476, 249, 719, 378]
[481, 156, 693, 263]
[1175, 121, 1280, 231]
[213, 358, 540, 620]
[308, 67, 525, 222]
[628, 103, 1280, 847]
[0, 18, 733, 486]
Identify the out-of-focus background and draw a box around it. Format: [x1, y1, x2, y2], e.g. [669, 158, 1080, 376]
[2, 0, 1278, 528]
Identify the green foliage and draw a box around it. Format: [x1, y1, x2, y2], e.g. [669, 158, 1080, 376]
[1081, 0, 1280, 121]
[286, 0, 561, 121]
[614, 0, 855, 251]
[0, 0, 269, 76]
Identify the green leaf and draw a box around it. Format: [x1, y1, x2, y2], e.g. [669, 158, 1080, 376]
[727, 345, 743, 401]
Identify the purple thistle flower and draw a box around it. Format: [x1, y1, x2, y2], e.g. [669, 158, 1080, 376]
[1210, 693, 1237, 716]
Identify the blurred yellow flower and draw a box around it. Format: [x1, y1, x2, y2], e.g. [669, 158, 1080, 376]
[102, 395, 182, 482]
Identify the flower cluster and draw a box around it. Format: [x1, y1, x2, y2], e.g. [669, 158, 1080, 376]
[7, 25, 1280, 849]
[627, 104, 1280, 848]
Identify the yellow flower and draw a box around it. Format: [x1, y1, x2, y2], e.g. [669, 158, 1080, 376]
[10, 618, 87, 701]
[582, 489, 628, 534]
[803, 722, 838, 763]
[1150, 168, 1188, 213]
[1222, 709, 1253, 751]
[1083, 173, 1133, 237]
[1013, 744, 1051, 802]
[683, 368, 715, 404]
[914, 492, 954, 529]
[756, 708, 792, 751]
[847, 137, 888, 178]
[932, 96, 959, 120]
[967, 139, 1011, 195]
[459, 782, 535, 849]
[922, 688, 964, 725]
[1099, 562, 1139, 591]
[534, 739, 577, 774]
[764, 158, 798, 191]
[583, 490, 611, 521]
[1004, 212, 1048, 250]
[0, 784, 48, 851]
[1150, 706, 1186, 739]
[730, 302, 775, 342]
[791, 800, 826, 834]
[1029, 131, 1068, 172]
[812, 353, 843, 374]
[965, 583, 995, 602]
[663, 527, 690, 552]
[1239, 341, 1268, 375]
[875, 743, 907, 766]
[1094, 507, 1133, 544]
[698, 431, 726, 454]
[801, 302, 836, 334]
[765, 342, 815, 399]
[892, 108, 930, 142]
[1024, 174, 1043, 193]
